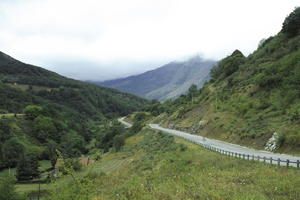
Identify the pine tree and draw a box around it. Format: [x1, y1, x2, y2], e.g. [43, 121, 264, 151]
[16, 153, 40, 181]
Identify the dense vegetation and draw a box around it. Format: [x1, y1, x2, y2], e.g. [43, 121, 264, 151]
[0, 52, 149, 183]
[0, 52, 148, 118]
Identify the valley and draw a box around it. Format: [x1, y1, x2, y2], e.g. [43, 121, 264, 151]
[1, 5, 300, 200]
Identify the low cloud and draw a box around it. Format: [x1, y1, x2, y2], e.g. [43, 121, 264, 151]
[0, 0, 299, 80]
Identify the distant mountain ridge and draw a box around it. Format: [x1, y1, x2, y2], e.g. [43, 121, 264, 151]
[94, 56, 216, 101]
[0, 50, 149, 118]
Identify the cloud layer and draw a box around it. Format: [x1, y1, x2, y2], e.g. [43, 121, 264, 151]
[0, 0, 299, 80]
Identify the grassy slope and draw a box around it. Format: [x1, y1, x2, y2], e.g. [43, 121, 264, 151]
[150, 33, 300, 154]
[41, 127, 300, 200]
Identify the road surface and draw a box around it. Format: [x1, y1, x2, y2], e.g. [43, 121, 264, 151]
[148, 124, 300, 168]
[118, 117, 132, 128]
[118, 118, 300, 168]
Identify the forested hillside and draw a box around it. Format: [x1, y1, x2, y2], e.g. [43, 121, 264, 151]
[0, 51, 149, 177]
[146, 7, 300, 153]
[0, 51, 148, 118]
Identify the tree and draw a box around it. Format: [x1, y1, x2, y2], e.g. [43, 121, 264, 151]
[113, 135, 125, 152]
[0, 118, 12, 142]
[131, 121, 143, 134]
[16, 153, 40, 181]
[0, 174, 23, 200]
[44, 140, 59, 168]
[134, 112, 147, 122]
[23, 105, 43, 120]
[32, 116, 58, 143]
[282, 7, 300, 37]
[59, 131, 85, 158]
[188, 84, 198, 104]
[210, 50, 245, 80]
[1, 138, 24, 168]
[188, 84, 197, 95]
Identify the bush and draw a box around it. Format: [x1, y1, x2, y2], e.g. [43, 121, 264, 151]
[0, 174, 24, 200]
[286, 133, 300, 146]
[276, 133, 286, 147]
[134, 112, 147, 122]
[130, 121, 144, 134]
[23, 105, 43, 120]
[113, 135, 125, 152]
[58, 158, 82, 175]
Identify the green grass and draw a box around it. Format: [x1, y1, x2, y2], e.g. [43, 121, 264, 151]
[39, 160, 52, 171]
[0, 160, 52, 195]
[45, 128, 300, 199]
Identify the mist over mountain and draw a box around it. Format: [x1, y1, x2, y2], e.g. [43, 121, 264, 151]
[93, 56, 216, 101]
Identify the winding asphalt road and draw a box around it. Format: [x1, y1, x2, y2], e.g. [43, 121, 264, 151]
[118, 117, 132, 128]
[118, 118, 300, 168]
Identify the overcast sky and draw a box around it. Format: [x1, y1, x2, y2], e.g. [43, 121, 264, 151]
[0, 0, 299, 81]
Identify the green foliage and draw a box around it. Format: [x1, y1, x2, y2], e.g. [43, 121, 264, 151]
[96, 121, 126, 152]
[141, 131, 180, 154]
[1, 138, 24, 168]
[188, 84, 197, 95]
[130, 121, 144, 134]
[211, 50, 246, 81]
[143, 103, 164, 116]
[0, 174, 24, 200]
[276, 133, 286, 147]
[134, 112, 147, 122]
[32, 115, 58, 143]
[33, 129, 300, 199]
[282, 7, 300, 37]
[23, 105, 43, 120]
[16, 153, 40, 181]
[0, 50, 149, 178]
[113, 135, 125, 152]
[58, 158, 82, 175]
[44, 140, 59, 167]
[0, 117, 12, 142]
[59, 131, 85, 158]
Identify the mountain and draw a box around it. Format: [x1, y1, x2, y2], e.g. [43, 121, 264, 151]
[145, 7, 300, 153]
[0, 51, 149, 170]
[0, 51, 149, 118]
[94, 56, 216, 101]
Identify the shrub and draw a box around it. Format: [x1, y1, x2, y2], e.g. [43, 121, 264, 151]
[130, 121, 144, 134]
[134, 112, 147, 122]
[113, 135, 125, 152]
[23, 105, 43, 120]
[276, 133, 286, 147]
[0, 174, 24, 200]
[58, 158, 82, 175]
[286, 133, 300, 146]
